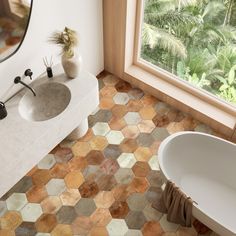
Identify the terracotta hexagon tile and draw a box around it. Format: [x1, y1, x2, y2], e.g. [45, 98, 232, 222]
[41, 196, 62, 214]
[71, 141, 91, 157]
[96, 174, 117, 191]
[64, 171, 84, 189]
[71, 216, 93, 235]
[142, 221, 164, 236]
[35, 214, 57, 233]
[59, 189, 81, 206]
[122, 125, 140, 139]
[125, 211, 147, 230]
[109, 201, 130, 219]
[117, 153, 137, 168]
[54, 147, 73, 163]
[100, 86, 117, 98]
[79, 180, 99, 198]
[86, 150, 105, 165]
[114, 168, 134, 185]
[89, 226, 109, 236]
[94, 191, 115, 208]
[128, 88, 144, 100]
[0, 211, 22, 230]
[109, 118, 126, 130]
[90, 208, 112, 227]
[138, 120, 155, 133]
[132, 162, 151, 177]
[152, 113, 170, 127]
[78, 128, 94, 142]
[56, 206, 77, 224]
[111, 184, 131, 202]
[99, 159, 119, 175]
[90, 136, 108, 150]
[115, 80, 132, 92]
[51, 224, 73, 236]
[50, 163, 70, 179]
[46, 179, 66, 196]
[128, 177, 149, 193]
[92, 122, 110, 136]
[134, 147, 152, 162]
[167, 122, 185, 134]
[111, 105, 128, 119]
[99, 97, 115, 109]
[26, 185, 48, 203]
[15, 222, 37, 236]
[106, 219, 129, 235]
[139, 106, 156, 120]
[20, 203, 43, 222]
[82, 165, 102, 182]
[0, 229, 15, 236]
[68, 156, 88, 172]
[120, 139, 138, 153]
[103, 144, 122, 160]
[75, 198, 96, 216]
[141, 94, 158, 106]
[147, 170, 163, 188]
[6, 193, 27, 211]
[37, 154, 56, 170]
[127, 193, 149, 211]
[127, 100, 143, 112]
[113, 92, 130, 105]
[31, 169, 52, 186]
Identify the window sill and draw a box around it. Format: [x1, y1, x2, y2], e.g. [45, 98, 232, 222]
[124, 65, 236, 139]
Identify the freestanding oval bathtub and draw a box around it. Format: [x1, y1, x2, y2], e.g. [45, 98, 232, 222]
[158, 131, 236, 236]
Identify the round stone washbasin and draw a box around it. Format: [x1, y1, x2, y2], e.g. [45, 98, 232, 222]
[19, 82, 71, 122]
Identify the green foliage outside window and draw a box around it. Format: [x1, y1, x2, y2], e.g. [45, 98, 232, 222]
[141, 0, 236, 104]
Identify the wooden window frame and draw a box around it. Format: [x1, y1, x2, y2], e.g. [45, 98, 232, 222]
[103, 0, 236, 141]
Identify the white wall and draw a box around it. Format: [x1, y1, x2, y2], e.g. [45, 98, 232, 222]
[0, 0, 104, 101]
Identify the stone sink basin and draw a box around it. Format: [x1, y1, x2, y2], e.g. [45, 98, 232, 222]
[18, 82, 71, 122]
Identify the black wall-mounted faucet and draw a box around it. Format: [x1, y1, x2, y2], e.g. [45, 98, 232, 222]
[24, 69, 33, 80]
[14, 76, 36, 96]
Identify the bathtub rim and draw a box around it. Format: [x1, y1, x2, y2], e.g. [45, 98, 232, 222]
[158, 131, 236, 236]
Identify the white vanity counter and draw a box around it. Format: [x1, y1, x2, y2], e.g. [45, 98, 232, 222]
[0, 64, 99, 197]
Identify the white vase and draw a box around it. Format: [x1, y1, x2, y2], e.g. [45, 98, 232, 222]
[61, 50, 82, 78]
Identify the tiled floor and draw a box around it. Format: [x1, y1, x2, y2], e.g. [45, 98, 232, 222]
[0, 73, 222, 236]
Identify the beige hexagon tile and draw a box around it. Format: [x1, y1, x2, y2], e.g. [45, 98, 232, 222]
[51, 224, 73, 236]
[100, 97, 115, 109]
[92, 122, 110, 136]
[117, 153, 137, 168]
[20, 203, 43, 222]
[89, 136, 108, 150]
[37, 154, 56, 170]
[138, 120, 155, 133]
[6, 193, 28, 211]
[0, 201, 8, 217]
[134, 147, 153, 162]
[90, 208, 112, 227]
[122, 125, 140, 139]
[113, 92, 130, 105]
[100, 86, 117, 98]
[106, 130, 124, 145]
[59, 189, 81, 206]
[71, 141, 91, 157]
[45, 179, 66, 196]
[106, 219, 129, 235]
[124, 112, 142, 125]
[0, 211, 22, 230]
[41, 196, 62, 214]
[94, 191, 115, 208]
[148, 155, 160, 171]
[109, 118, 126, 130]
[139, 106, 156, 120]
[160, 215, 180, 232]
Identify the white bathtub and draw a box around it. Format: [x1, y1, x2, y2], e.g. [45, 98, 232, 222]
[158, 131, 236, 236]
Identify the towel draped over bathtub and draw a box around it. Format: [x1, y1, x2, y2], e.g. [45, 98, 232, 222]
[152, 180, 193, 227]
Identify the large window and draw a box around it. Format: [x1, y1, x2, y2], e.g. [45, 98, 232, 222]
[140, 0, 236, 106]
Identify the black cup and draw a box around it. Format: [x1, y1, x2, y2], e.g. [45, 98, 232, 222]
[0, 102, 7, 120]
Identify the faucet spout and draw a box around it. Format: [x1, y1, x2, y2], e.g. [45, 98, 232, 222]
[14, 76, 36, 96]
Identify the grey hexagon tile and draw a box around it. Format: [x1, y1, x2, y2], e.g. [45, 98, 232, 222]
[124, 112, 141, 125]
[145, 186, 163, 205]
[152, 127, 170, 141]
[0, 200, 7, 217]
[93, 109, 113, 123]
[103, 144, 122, 160]
[92, 122, 110, 136]
[194, 123, 213, 134]
[147, 170, 163, 188]
[75, 198, 96, 216]
[46, 179, 66, 196]
[113, 92, 130, 105]
[114, 168, 134, 184]
[128, 88, 144, 100]
[154, 102, 170, 114]
[56, 205, 77, 224]
[159, 214, 179, 232]
[20, 203, 43, 222]
[6, 193, 28, 211]
[117, 153, 136, 168]
[98, 78, 105, 89]
[125, 211, 147, 229]
[148, 155, 160, 171]
[143, 203, 163, 221]
[125, 229, 143, 236]
[106, 130, 124, 145]
[15, 222, 37, 236]
[136, 133, 155, 147]
[127, 193, 148, 211]
[106, 219, 129, 235]
[37, 154, 56, 170]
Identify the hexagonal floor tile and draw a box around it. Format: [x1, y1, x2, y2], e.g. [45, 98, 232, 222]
[71, 216, 93, 235]
[147, 170, 163, 188]
[20, 203, 42, 222]
[132, 162, 151, 177]
[139, 106, 156, 120]
[96, 174, 117, 191]
[134, 147, 152, 162]
[35, 214, 57, 233]
[71, 141, 91, 157]
[121, 125, 140, 139]
[40, 196, 62, 214]
[159, 214, 179, 232]
[127, 193, 149, 211]
[148, 155, 160, 171]
[94, 191, 115, 208]
[64, 171, 84, 189]
[79, 180, 99, 198]
[114, 168, 134, 184]
[125, 229, 143, 236]
[109, 201, 130, 219]
[117, 153, 137, 168]
[106, 130, 124, 145]
[75, 198, 96, 216]
[136, 133, 155, 147]
[137, 120, 155, 133]
[151, 127, 170, 141]
[56, 206, 77, 224]
[6, 193, 28, 211]
[106, 219, 129, 235]
[99, 159, 119, 175]
[90, 208, 112, 227]
[0, 211, 22, 230]
[128, 88, 144, 100]
[51, 224, 73, 236]
[129, 177, 149, 193]
[92, 122, 111, 136]
[142, 221, 164, 236]
[143, 203, 163, 221]
[115, 80, 132, 93]
[120, 139, 138, 153]
[86, 150, 105, 165]
[59, 189, 81, 206]
[125, 211, 147, 230]
[113, 92, 130, 105]
[124, 112, 142, 125]
[103, 144, 122, 160]
[54, 147, 73, 163]
[0, 200, 7, 217]
[15, 222, 37, 236]
[37, 154, 56, 170]
[90, 136, 108, 150]
[45, 179, 66, 196]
